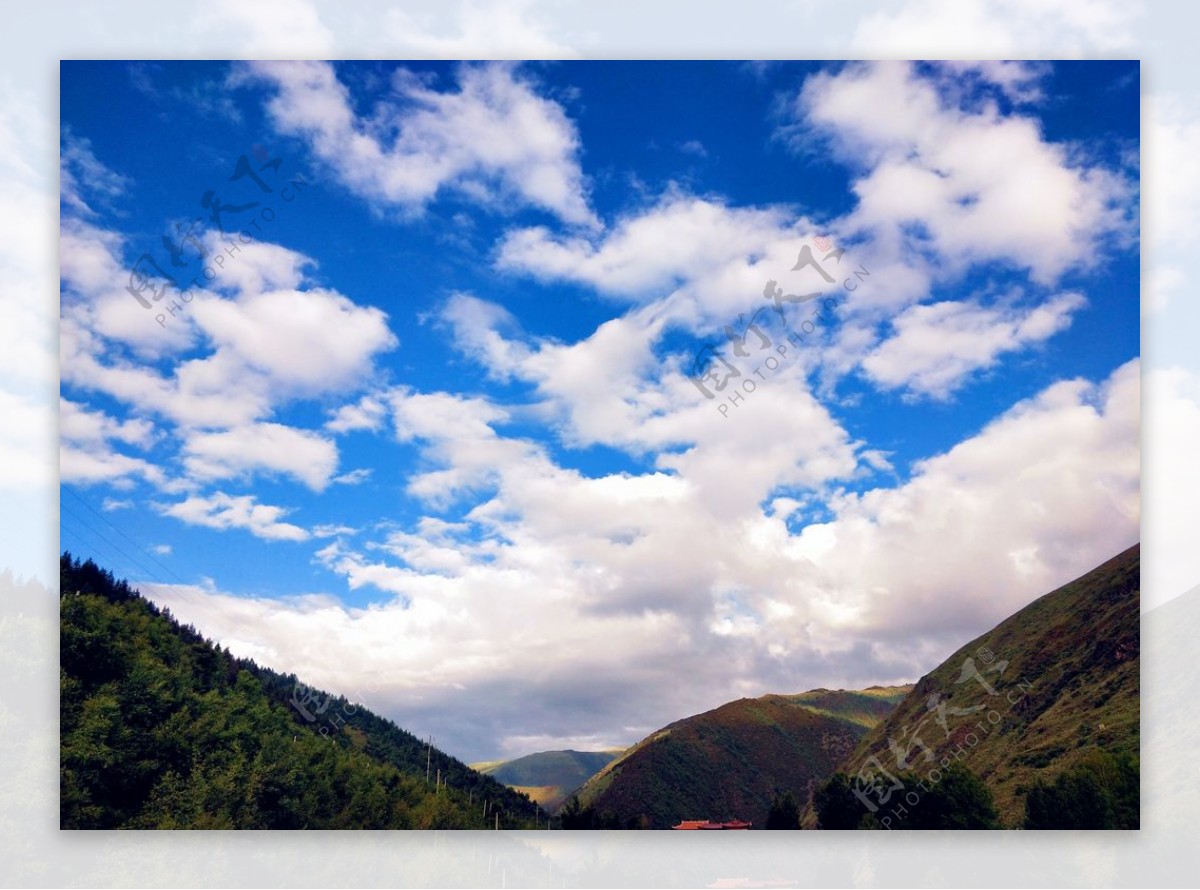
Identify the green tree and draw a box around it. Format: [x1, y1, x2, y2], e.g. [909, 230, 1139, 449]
[813, 773, 867, 829]
[1023, 750, 1139, 829]
[765, 791, 801, 829]
[895, 763, 1001, 829]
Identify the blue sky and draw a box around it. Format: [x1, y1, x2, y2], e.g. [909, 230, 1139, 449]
[59, 60, 1139, 761]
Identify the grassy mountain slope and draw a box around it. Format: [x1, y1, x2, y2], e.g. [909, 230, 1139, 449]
[473, 750, 622, 811]
[826, 543, 1139, 827]
[59, 554, 541, 829]
[570, 686, 910, 829]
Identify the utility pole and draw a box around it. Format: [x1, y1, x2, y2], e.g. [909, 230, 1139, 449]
[426, 736, 432, 785]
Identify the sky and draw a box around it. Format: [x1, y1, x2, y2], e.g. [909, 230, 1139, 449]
[58, 59, 1140, 763]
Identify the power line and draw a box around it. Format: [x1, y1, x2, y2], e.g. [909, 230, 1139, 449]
[62, 488, 187, 585]
[60, 499, 174, 589]
[60, 512, 148, 585]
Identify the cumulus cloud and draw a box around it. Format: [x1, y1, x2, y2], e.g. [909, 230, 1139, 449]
[237, 61, 597, 226]
[60, 397, 156, 448]
[59, 397, 163, 488]
[860, 291, 1087, 398]
[159, 491, 309, 542]
[793, 61, 1132, 283]
[60, 445, 165, 489]
[59, 205, 396, 495]
[325, 393, 389, 434]
[496, 193, 798, 302]
[146, 360, 1140, 760]
[181, 423, 340, 492]
[191, 286, 396, 397]
[792, 359, 1139, 642]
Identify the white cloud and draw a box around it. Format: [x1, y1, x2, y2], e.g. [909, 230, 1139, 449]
[325, 393, 389, 434]
[436, 290, 866, 519]
[861, 291, 1087, 399]
[60, 132, 129, 218]
[794, 61, 1132, 283]
[60, 397, 156, 448]
[237, 61, 596, 226]
[59, 216, 203, 358]
[387, 388, 544, 508]
[61, 333, 269, 432]
[159, 491, 309, 542]
[191, 285, 396, 398]
[181, 423, 339, 492]
[438, 292, 530, 380]
[59, 208, 396, 493]
[312, 523, 357, 538]
[496, 193, 797, 301]
[58, 397, 164, 488]
[333, 468, 372, 486]
[146, 360, 1141, 760]
[199, 236, 314, 296]
[791, 359, 1140, 639]
[60, 444, 164, 488]
[934, 61, 1052, 104]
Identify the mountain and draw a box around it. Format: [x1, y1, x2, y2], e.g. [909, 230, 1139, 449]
[472, 750, 622, 811]
[813, 543, 1139, 828]
[59, 554, 542, 829]
[567, 685, 910, 829]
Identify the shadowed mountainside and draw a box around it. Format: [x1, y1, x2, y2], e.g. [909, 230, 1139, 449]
[569, 686, 910, 829]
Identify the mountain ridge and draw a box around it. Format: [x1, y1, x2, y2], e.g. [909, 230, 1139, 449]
[472, 749, 623, 811]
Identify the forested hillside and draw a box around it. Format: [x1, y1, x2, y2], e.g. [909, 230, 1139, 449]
[59, 554, 541, 829]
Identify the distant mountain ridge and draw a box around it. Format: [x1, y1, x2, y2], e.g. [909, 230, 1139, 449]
[472, 750, 622, 811]
[569, 685, 910, 829]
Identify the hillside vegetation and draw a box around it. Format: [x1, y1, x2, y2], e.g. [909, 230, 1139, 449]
[812, 544, 1139, 828]
[59, 554, 542, 829]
